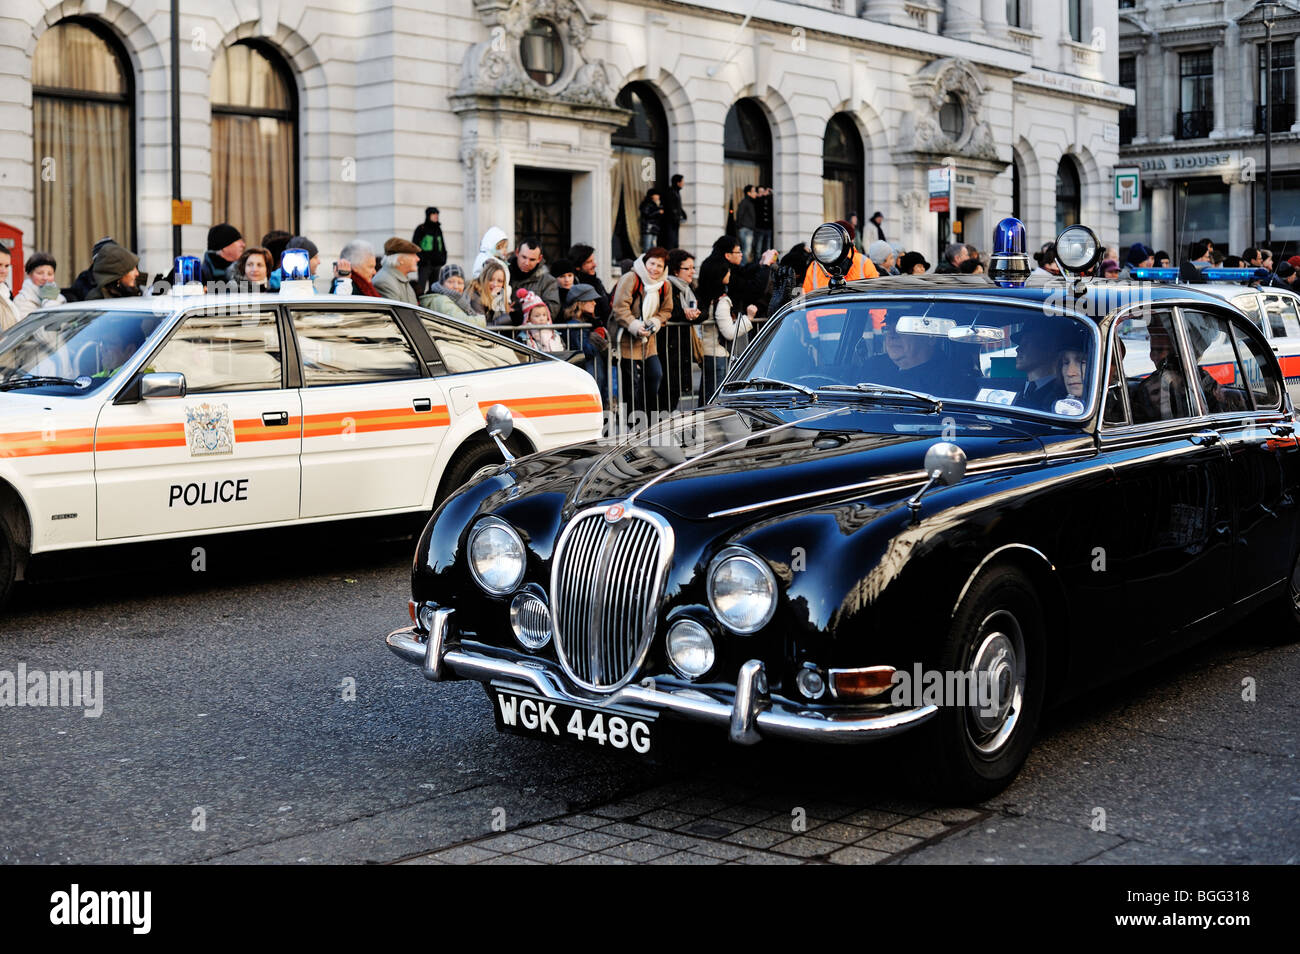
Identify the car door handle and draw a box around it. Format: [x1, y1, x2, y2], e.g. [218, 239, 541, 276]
[1269, 421, 1295, 436]
[1188, 429, 1221, 447]
[262, 411, 290, 426]
[412, 398, 432, 413]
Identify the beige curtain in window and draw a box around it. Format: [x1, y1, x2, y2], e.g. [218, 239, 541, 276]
[33, 96, 131, 282]
[211, 113, 295, 248]
[724, 161, 761, 226]
[611, 150, 645, 257]
[823, 178, 846, 224]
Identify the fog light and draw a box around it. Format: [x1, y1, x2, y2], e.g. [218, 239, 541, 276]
[796, 665, 826, 700]
[416, 601, 439, 634]
[666, 619, 715, 680]
[829, 666, 896, 700]
[509, 589, 552, 650]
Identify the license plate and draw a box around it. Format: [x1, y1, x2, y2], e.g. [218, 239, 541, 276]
[491, 689, 654, 754]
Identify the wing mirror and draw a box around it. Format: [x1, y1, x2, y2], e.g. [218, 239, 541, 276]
[141, 372, 187, 399]
[485, 403, 515, 462]
[907, 441, 967, 522]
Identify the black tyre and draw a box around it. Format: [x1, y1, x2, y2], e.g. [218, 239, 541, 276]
[914, 565, 1046, 803]
[0, 521, 17, 613]
[437, 439, 509, 505]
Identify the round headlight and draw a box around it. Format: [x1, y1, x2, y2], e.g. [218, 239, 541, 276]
[666, 619, 716, 680]
[707, 547, 777, 634]
[468, 516, 525, 595]
[810, 222, 850, 270]
[509, 588, 552, 650]
[1054, 225, 1101, 274]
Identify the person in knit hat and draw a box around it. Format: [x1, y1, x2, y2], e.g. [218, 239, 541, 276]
[518, 288, 563, 352]
[419, 262, 480, 326]
[373, 237, 421, 304]
[866, 239, 896, 275]
[201, 223, 245, 283]
[85, 241, 142, 300]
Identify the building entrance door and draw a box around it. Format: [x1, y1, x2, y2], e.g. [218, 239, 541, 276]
[515, 168, 572, 264]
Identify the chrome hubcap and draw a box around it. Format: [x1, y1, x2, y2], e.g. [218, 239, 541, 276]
[965, 610, 1026, 757]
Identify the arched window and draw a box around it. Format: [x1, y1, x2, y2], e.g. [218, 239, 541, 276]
[822, 114, 864, 224]
[724, 99, 773, 234]
[1055, 156, 1082, 235]
[612, 82, 669, 259]
[211, 41, 297, 247]
[33, 19, 135, 282]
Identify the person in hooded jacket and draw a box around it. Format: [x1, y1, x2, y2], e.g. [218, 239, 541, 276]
[610, 247, 674, 418]
[471, 226, 511, 281]
[412, 207, 447, 296]
[85, 242, 143, 300]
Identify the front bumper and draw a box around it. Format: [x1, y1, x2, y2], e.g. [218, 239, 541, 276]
[385, 606, 937, 745]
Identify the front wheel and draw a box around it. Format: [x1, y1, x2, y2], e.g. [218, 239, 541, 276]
[913, 565, 1046, 803]
[0, 521, 17, 613]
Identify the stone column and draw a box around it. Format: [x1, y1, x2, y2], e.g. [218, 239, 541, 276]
[1149, 182, 1172, 252]
[860, 0, 912, 28]
[1161, 47, 1178, 141]
[943, 0, 986, 43]
[1211, 44, 1226, 137]
[1228, 180, 1250, 254]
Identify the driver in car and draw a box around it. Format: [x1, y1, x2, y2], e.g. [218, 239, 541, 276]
[859, 315, 980, 396]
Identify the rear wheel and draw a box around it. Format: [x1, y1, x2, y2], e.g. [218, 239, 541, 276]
[0, 522, 17, 613]
[914, 565, 1046, 803]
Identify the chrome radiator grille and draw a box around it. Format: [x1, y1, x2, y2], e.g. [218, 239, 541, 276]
[551, 506, 671, 691]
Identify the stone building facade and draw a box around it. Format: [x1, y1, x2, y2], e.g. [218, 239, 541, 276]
[0, 0, 1128, 282]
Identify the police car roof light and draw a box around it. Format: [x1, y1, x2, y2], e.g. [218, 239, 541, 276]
[1203, 267, 1270, 283]
[989, 217, 1031, 288]
[1129, 268, 1180, 282]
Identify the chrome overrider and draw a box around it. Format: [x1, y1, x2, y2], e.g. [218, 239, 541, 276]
[386, 605, 939, 744]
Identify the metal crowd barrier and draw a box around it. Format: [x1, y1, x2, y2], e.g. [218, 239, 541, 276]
[485, 316, 767, 438]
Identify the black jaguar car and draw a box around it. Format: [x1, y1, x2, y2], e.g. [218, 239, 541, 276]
[384, 222, 1300, 799]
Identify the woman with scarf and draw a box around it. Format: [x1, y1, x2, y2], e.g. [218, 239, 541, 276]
[420, 263, 482, 326]
[468, 260, 512, 328]
[695, 255, 754, 406]
[661, 249, 700, 411]
[610, 247, 673, 419]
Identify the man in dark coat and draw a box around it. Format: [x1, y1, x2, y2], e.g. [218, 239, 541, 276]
[85, 242, 142, 300]
[662, 174, 687, 250]
[568, 244, 612, 324]
[508, 240, 560, 324]
[412, 207, 447, 296]
[201, 223, 245, 284]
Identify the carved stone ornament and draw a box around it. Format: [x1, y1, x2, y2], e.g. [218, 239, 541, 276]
[457, 0, 616, 109]
[897, 57, 1000, 162]
[459, 139, 500, 203]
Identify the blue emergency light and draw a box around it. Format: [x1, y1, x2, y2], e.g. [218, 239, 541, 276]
[1203, 267, 1270, 282]
[281, 248, 311, 281]
[1129, 268, 1180, 281]
[988, 217, 1030, 288]
[174, 255, 200, 285]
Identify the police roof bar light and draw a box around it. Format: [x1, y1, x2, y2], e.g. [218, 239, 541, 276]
[1203, 267, 1270, 282]
[1129, 268, 1180, 281]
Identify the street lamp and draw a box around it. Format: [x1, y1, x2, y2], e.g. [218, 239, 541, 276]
[1262, 1, 1279, 251]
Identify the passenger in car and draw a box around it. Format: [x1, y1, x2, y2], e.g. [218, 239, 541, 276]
[1131, 317, 1191, 421]
[1011, 325, 1069, 411]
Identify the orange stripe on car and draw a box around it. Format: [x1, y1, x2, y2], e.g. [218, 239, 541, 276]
[478, 393, 601, 417]
[0, 427, 96, 458]
[302, 406, 450, 436]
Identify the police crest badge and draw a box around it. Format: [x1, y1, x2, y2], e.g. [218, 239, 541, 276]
[184, 403, 235, 457]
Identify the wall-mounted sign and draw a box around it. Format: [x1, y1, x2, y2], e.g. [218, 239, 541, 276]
[928, 167, 953, 213]
[1114, 166, 1141, 212]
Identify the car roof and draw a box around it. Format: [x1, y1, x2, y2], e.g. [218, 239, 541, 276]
[38, 292, 413, 313]
[1190, 283, 1288, 303]
[796, 275, 1266, 311]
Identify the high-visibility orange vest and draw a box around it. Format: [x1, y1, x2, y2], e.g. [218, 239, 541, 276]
[802, 251, 879, 293]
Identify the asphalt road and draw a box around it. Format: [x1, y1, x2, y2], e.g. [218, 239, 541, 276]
[1, 522, 1296, 864]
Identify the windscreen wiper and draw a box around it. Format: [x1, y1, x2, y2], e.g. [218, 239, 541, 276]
[817, 382, 943, 412]
[720, 376, 818, 401]
[0, 375, 92, 391]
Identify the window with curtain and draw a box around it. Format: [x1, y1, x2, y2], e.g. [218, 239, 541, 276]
[611, 82, 669, 260]
[822, 114, 864, 224]
[1055, 156, 1081, 235]
[211, 41, 297, 247]
[1119, 56, 1137, 144]
[1258, 42, 1296, 133]
[724, 99, 772, 232]
[32, 19, 134, 283]
[1068, 0, 1084, 43]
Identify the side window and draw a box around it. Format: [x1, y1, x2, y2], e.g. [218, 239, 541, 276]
[1103, 344, 1128, 426]
[1263, 294, 1300, 339]
[1180, 309, 1251, 415]
[292, 309, 421, 386]
[420, 315, 537, 373]
[1229, 318, 1282, 410]
[150, 311, 282, 393]
[1117, 309, 1196, 424]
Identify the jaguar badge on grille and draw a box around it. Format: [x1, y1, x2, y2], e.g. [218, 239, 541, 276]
[605, 502, 625, 522]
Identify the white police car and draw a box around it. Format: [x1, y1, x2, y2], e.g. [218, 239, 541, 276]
[0, 288, 602, 608]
